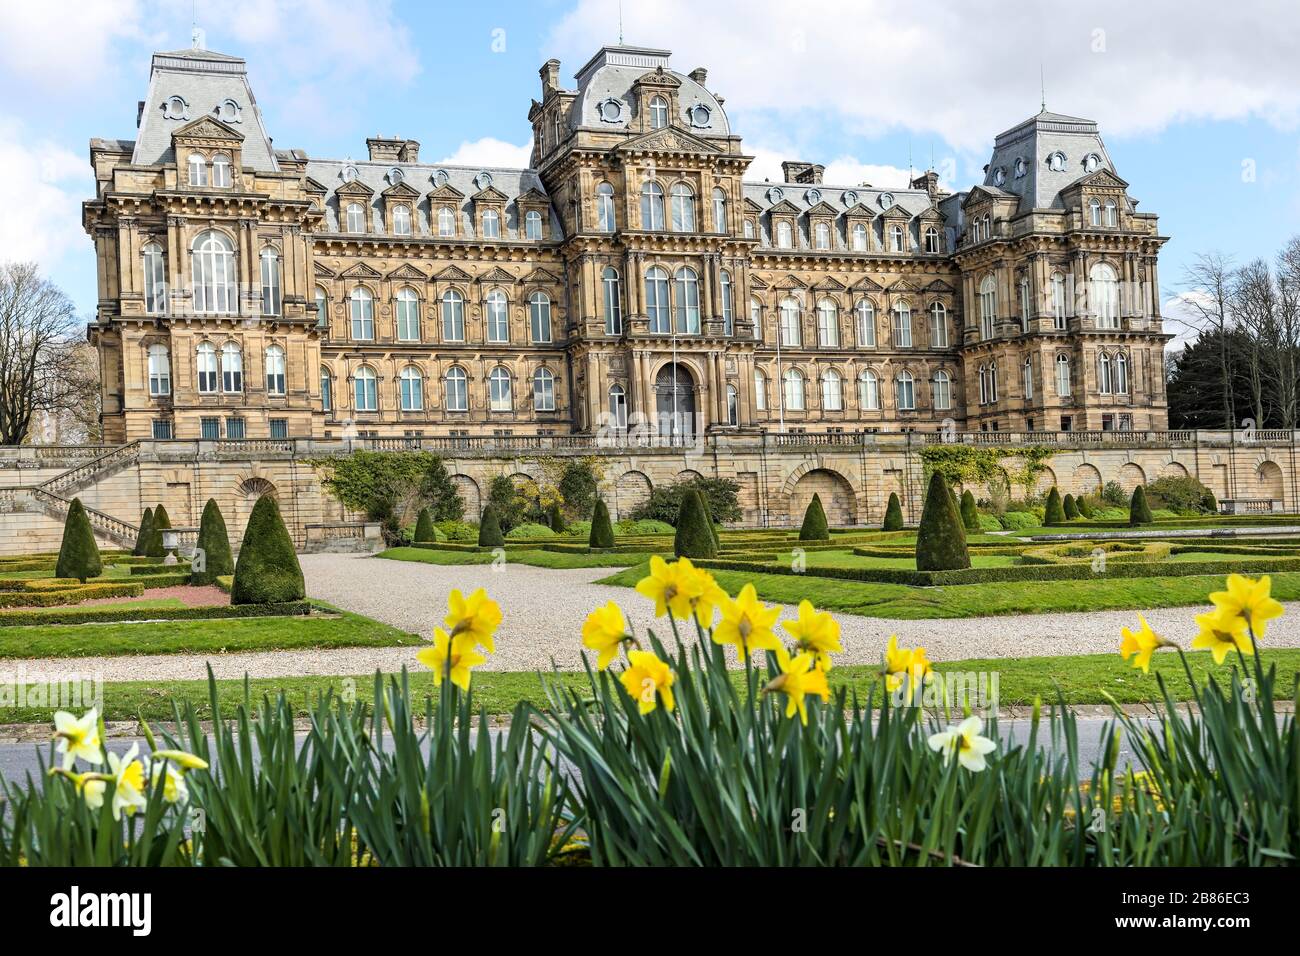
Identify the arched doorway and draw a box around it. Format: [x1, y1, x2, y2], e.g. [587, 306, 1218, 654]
[655, 363, 696, 440]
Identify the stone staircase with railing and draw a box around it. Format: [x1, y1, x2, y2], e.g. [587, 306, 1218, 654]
[39, 440, 141, 497]
[27, 487, 138, 548]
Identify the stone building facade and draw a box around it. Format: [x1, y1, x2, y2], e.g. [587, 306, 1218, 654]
[84, 43, 1170, 446]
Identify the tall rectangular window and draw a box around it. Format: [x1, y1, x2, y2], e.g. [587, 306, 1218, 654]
[269, 418, 288, 439]
[225, 417, 246, 440]
[200, 417, 219, 440]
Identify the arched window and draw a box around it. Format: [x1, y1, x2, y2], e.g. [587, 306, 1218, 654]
[1051, 272, 1068, 329]
[1089, 199, 1103, 226]
[720, 270, 734, 335]
[896, 370, 915, 410]
[776, 220, 793, 249]
[979, 275, 997, 339]
[529, 291, 552, 343]
[316, 367, 331, 413]
[750, 296, 763, 341]
[1023, 356, 1034, 401]
[933, 369, 952, 410]
[649, 95, 668, 129]
[602, 267, 622, 335]
[314, 286, 328, 328]
[890, 224, 905, 252]
[673, 267, 700, 333]
[640, 181, 665, 230]
[346, 202, 365, 233]
[485, 289, 509, 342]
[350, 287, 374, 339]
[929, 302, 947, 347]
[924, 226, 941, 253]
[608, 384, 628, 429]
[533, 367, 556, 411]
[445, 366, 468, 411]
[814, 222, 831, 250]
[142, 243, 166, 314]
[1055, 354, 1071, 396]
[645, 266, 670, 333]
[399, 366, 423, 411]
[670, 183, 695, 232]
[392, 204, 412, 236]
[1098, 352, 1113, 393]
[188, 153, 207, 187]
[596, 182, 616, 232]
[852, 223, 868, 251]
[196, 342, 217, 393]
[1104, 199, 1118, 227]
[821, 368, 843, 410]
[859, 369, 880, 410]
[211, 153, 231, 188]
[192, 230, 236, 314]
[442, 289, 465, 341]
[488, 366, 512, 412]
[353, 365, 377, 411]
[437, 206, 456, 237]
[754, 368, 767, 411]
[395, 287, 420, 341]
[779, 297, 801, 346]
[784, 368, 805, 411]
[525, 209, 543, 240]
[259, 247, 281, 316]
[1115, 352, 1129, 394]
[978, 364, 999, 404]
[817, 299, 839, 347]
[1019, 277, 1031, 331]
[264, 345, 286, 395]
[1090, 263, 1119, 328]
[893, 302, 912, 348]
[220, 342, 243, 392]
[726, 383, 738, 425]
[855, 299, 876, 347]
[481, 209, 500, 238]
[712, 187, 727, 231]
[743, 218, 754, 239]
[147, 344, 170, 397]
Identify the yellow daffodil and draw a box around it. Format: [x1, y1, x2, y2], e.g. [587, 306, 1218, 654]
[927, 715, 997, 772]
[417, 628, 487, 691]
[151, 749, 209, 773]
[1191, 608, 1253, 665]
[763, 646, 831, 725]
[1209, 574, 1284, 639]
[150, 761, 188, 804]
[582, 601, 629, 670]
[1119, 613, 1170, 674]
[635, 556, 725, 627]
[445, 588, 502, 653]
[882, 635, 932, 701]
[713, 583, 782, 658]
[780, 599, 842, 670]
[618, 649, 676, 715]
[107, 744, 148, 821]
[52, 708, 103, 770]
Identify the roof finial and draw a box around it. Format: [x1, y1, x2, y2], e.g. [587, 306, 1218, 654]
[618, 0, 624, 44]
[191, 0, 205, 50]
[1040, 63, 1046, 112]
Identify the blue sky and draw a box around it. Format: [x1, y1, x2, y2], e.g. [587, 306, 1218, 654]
[2, 0, 1298, 344]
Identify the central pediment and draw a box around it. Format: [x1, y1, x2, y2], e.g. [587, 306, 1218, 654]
[616, 125, 721, 155]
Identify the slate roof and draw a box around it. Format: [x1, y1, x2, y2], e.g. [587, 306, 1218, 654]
[569, 45, 731, 137]
[980, 109, 1118, 212]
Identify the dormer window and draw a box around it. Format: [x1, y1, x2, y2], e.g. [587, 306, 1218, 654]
[474, 171, 494, 191]
[433, 169, 450, 187]
[346, 202, 366, 233]
[1089, 198, 1103, 226]
[1104, 199, 1118, 227]
[211, 153, 231, 188]
[992, 167, 1006, 186]
[215, 99, 241, 123]
[814, 221, 831, 250]
[437, 206, 456, 237]
[188, 153, 208, 187]
[392, 204, 412, 236]
[163, 95, 189, 120]
[879, 192, 894, 209]
[481, 208, 501, 238]
[1014, 158, 1027, 178]
[387, 167, 404, 186]
[776, 220, 793, 249]
[1047, 151, 1067, 171]
[924, 226, 941, 253]
[1083, 153, 1101, 173]
[525, 209, 543, 240]
[688, 104, 711, 127]
[805, 188, 822, 205]
[598, 98, 623, 123]
[843, 190, 859, 207]
[766, 186, 784, 204]
[649, 96, 668, 129]
[890, 224, 905, 252]
[852, 223, 868, 251]
[342, 165, 359, 183]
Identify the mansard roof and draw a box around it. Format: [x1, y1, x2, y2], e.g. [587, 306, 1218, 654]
[981, 108, 1120, 212]
[568, 45, 731, 137]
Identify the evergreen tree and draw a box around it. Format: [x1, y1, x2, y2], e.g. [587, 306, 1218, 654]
[419, 456, 465, 521]
[54, 498, 102, 582]
[133, 507, 154, 557]
[191, 498, 234, 585]
[1044, 487, 1066, 525]
[799, 493, 831, 541]
[959, 489, 980, 533]
[1077, 495, 1094, 519]
[478, 504, 505, 547]
[413, 507, 437, 543]
[231, 495, 305, 604]
[915, 472, 971, 572]
[546, 500, 567, 533]
[148, 503, 172, 558]
[1130, 486, 1154, 525]
[882, 492, 904, 531]
[1063, 493, 1079, 520]
[674, 489, 717, 559]
[589, 498, 615, 549]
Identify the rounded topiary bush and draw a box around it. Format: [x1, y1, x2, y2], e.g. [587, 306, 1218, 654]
[1130, 486, 1154, 526]
[674, 489, 717, 559]
[799, 493, 831, 542]
[616, 518, 673, 535]
[478, 505, 505, 547]
[959, 489, 980, 533]
[1063, 493, 1079, 520]
[133, 506, 154, 557]
[231, 495, 305, 605]
[915, 472, 970, 572]
[589, 498, 615, 549]
[55, 498, 102, 583]
[505, 522, 557, 540]
[1044, 487, 1066, 525]
[883, 492, 904, 531]
[148, 503, 172, 558]
[413, 507, 437, 544]
[1077, 496, 1094, 519]
[191, 497, 234, 586]
[546, 501, 566, 534]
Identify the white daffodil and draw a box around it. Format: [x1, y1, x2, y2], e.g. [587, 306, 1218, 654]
[106, 743, 148, 820]
[927, 715, 997, 773]
[81, 777, 107, 812]
[52, 708, 103, 770]
[150, 760, 188, 805]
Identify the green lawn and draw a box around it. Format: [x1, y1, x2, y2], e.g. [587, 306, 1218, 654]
[0, 608, 420, 658]
[378, 546, 657, 569]
[1, 648, 1293, 725]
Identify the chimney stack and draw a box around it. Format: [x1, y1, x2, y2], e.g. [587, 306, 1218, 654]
[781, 161, 824, 185]
[540, 59, 561, 96]
[688, 67, 708, 85]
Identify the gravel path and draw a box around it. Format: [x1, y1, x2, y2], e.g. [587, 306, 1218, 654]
[6, 552, 1300, 682]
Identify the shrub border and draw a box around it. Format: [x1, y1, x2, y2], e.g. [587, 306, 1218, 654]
[0, 600, 315, 628]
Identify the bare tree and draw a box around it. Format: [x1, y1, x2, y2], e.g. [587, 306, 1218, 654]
[1274, 237, 1300, 429]
[0, 262, 97, 446]
[1179, 253, 1237, 429]
[1232, 258, 1275, 429]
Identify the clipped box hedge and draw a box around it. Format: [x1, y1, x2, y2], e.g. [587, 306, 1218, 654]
[1019, 541, 1173, 566]
[0, 577, 77, 592]
[127, 563, 170, 576]
[130, 572, 192, 588]
[0, 582, 144, 608]
[0, 600, 313, 628]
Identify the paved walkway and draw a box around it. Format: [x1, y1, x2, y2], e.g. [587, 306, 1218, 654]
[5, 552, 1300, 681]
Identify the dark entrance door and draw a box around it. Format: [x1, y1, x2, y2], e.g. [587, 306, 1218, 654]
[655, 363, 696, 440]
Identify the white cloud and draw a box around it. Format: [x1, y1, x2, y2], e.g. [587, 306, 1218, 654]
[546, 0, 1300, 153]
[0, 118, 90, 273]
[438, 137, 533, 169]
[0, 0, 145, 91]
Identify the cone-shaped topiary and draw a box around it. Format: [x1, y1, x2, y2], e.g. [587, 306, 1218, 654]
[589, 498, 615, 549]
[1063, 493, 1078, 520]
[915, 472, 970, 571]
[696, 493, 721, 550]
[799, 493, 831, 541]
[1044, 487, 1066, 525]
[674, 489, 717, 559]
[133, 507, 154, 556]
[413, 507, 437, 543]
[148, 503, 172, 558]
[959, 489, 980, 533]
[1130, 485, 1154, 526]
[231, 495, 305, 605]
[883, 492, 904, 531]
[1077, 496, 1094, 519]
[546, 501, 566, 534]
[191, 498, 234, 585]
[1201, 490, 1219, 514]
[55, 498, 102, 583]
[478, 504, 505, 547]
